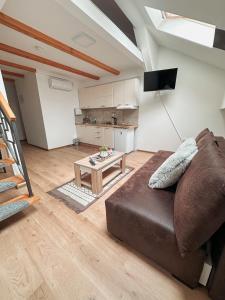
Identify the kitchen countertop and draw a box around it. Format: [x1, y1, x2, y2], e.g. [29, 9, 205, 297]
[75, 123, 138, 129]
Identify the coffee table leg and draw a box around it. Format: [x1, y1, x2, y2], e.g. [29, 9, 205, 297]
[91, 169, 103, 195]
[120, 155, 126, 173]
[74, 164, 81, 187]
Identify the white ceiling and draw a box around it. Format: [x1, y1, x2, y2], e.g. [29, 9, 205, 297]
[0, 0, 143, 81]
[116, 0, 225, 71]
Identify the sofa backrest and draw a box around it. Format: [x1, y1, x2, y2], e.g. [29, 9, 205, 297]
[208, 136, 225, 299]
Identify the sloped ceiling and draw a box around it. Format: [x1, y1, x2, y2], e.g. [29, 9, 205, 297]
[117, 0, 225, 71]
[138, 0, 225, 30]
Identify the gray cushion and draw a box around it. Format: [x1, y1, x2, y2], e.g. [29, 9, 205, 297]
[149, 138, 198, 189]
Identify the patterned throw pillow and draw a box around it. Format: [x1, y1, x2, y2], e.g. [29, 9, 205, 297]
[149, 138, 198, 189]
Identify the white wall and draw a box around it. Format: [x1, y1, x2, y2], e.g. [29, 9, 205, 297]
[0, 70, 7, 99]
[15, 73, 48, 149]
[4, 81, 26, 140]
[137, 47, 225, 151]
[136, 79, 181, 152]
[157, 47, 225, 139]
[36, 72, 79, 149]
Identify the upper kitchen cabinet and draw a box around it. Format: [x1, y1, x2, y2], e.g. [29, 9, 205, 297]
[113, 78, 139, 108]
[79, 84, 113, 109]
[113, 81, 124, 107]
[78, 78, 139, 109]
[94, 84, 113, 108]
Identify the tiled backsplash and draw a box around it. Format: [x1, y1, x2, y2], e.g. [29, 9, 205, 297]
[76, 108, 139, 125]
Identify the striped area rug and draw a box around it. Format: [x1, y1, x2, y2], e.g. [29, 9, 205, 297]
[48, 167, 133, 213]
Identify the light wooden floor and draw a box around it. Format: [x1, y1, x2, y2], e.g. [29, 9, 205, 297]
[0, 144, 211, 300]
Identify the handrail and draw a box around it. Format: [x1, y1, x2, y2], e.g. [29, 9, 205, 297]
[0, 92, 16, 122]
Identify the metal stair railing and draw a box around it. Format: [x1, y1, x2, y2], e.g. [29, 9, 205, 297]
[0, 92, 33, 197]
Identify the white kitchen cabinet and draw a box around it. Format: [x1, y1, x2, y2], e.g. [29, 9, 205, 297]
[76, 125, 104, 146]
[113, 81, 124, 107]
[124, 78, 139, 106]
[113, 78, 139, 107]
[94, 84, 113, 108]
[76, 125, 115, 147]
[79, 88, 92, 109]
[79, 78, 139, 109]
[76, 125, 93, 144]
[92, 126, 104, 146]
[103, 127, 114, 148]
[79, 84, 113, 109]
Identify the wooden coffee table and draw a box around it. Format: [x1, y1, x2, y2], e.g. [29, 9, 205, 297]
[74, 151, 126, 195]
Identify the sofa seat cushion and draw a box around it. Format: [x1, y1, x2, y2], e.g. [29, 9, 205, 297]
[107, 151, 176, 235]
[105, 151, 205, 288]
[174, 142, 225, 257]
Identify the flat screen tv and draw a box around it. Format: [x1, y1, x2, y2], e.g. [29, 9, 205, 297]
[144, 68, 178, 92]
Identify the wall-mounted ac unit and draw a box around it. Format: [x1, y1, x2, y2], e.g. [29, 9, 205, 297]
[49, 77, 73, 91]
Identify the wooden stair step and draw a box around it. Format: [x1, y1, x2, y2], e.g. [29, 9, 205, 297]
[0, 142, 7, 150]
[0, 194, 39, 222]
[0, 176, 25, 193]
[0, 175, 25, 185]
[0, 194, 39, 206]
[0, 158, 15, 168]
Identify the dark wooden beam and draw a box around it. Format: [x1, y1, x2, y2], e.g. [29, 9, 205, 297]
[2, 70, 24, 78]
[2, 77, 15, 83]
[0, 43, 100, 80]
[0, 59, 36, 72]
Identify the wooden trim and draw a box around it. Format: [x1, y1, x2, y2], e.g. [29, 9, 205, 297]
[0, 43, 100, 80]
[0, 194, 39, 206]
[0, 92, 16, 121]
[2, 70, 24, 78]
[0, 59, 36, 72]
[137, 149, 156, 154]
[3, 77, 15, 83]
[0, 12, 120, 76]
[164, 12, 184, 19]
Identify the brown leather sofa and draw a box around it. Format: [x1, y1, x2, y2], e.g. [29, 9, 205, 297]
[105, 131, 225, 299]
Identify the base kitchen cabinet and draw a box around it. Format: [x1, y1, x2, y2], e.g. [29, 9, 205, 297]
[103, 127, 114, 148]
[76, 125, 114, 147]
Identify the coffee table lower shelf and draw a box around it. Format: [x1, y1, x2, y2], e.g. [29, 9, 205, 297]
[81, 165, 122, 191]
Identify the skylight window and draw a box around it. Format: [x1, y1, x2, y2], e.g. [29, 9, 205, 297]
[162, 12, 184, 20]
[162, 11, 215, 28]
[146, 7, 216, 48]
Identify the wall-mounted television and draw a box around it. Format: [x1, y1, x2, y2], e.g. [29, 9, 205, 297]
[144, 68, 178, 92]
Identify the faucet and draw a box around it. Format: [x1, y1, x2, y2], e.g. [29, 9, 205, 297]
[112, 113, 117, 125]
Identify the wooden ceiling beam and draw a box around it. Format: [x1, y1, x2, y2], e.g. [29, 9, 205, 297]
[3, 77, 15, 82]
[2, 70, 24, 78]
[0, 12, 120, 75]
[0, 43, 100, 80]
[0, 59, 36, 72]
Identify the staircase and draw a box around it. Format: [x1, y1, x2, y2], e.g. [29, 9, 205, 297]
[0, 92, 39, 222]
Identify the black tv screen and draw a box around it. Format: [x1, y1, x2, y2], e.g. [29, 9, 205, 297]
[144, 68, 178, 92]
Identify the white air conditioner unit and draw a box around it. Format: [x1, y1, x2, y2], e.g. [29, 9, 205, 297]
[49, 77, 73, 91]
